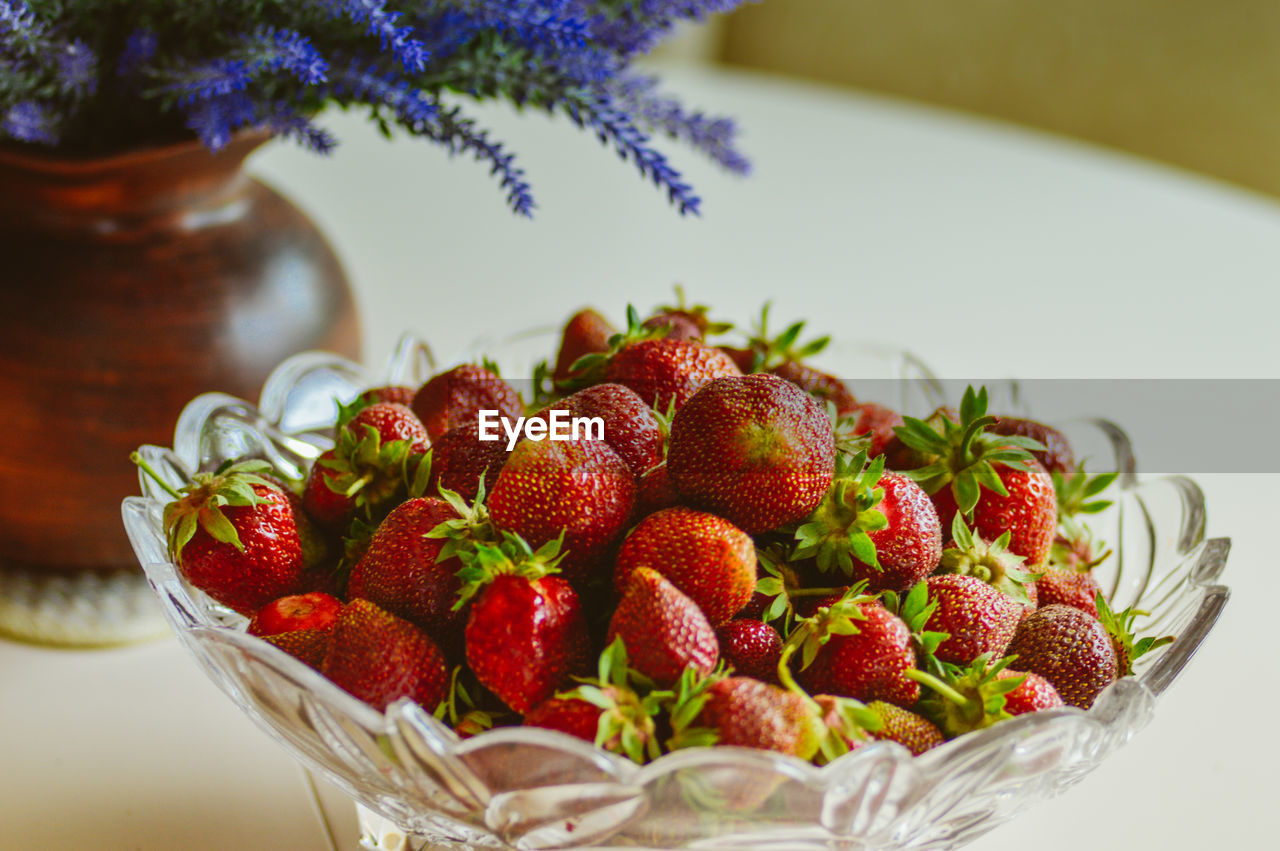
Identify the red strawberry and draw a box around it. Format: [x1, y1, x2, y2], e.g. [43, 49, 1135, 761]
[908, 655, 1038, 737]
[345, 496, 468, 645]
[525, 637, 670, 763]
[614, 507, 756, 625]
[135, 456, 318, 615]
[607, 567, 719, 686]
[670, 672, 821, 759]
[790, 593, 920, 708]
[1005, 603, 1118, 709]
[460, 535, 589, 714]
[301, 448, 353, 530]
[644, 287, 730, 341]
[429, 417, 510, 502]
[716, 619, 783, 684]
[321, 598, 449, 712]
[262, 629, 331, 670]
[635, 461, 678, 515]
[604, 337, 742, 411]
[668, 373, 835, 535]
[935, 514, 1039, 611]
[894, 387, 1057, 566]
[865, 701, 945, 755]
[642, 311, 702, 341]
[923, 574, 1023, 665]
[364, 385, 417, 407]
[989, 416, 1074, 475]
[847, 402, 903, 458]
[348, 402, 430, 454]
[531, 383, 663, 476]
[553, 307, 615, 382]
[1036, 565, 1101, 617]
[412, 363, 523, 441]
[248, 592, 342, 637]
[769, 360, 858, 415]
[489, 435, 635, 582]
[999, 669, 1064, 715]
[794, 453, 942, 593]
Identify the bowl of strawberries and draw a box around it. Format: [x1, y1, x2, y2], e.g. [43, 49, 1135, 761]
[122, 299, 1229, 851]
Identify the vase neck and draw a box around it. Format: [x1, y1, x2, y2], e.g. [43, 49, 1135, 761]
[0, 132, 270, 239]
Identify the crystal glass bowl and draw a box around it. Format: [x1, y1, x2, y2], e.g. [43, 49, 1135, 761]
[121, 333, 1230, 851]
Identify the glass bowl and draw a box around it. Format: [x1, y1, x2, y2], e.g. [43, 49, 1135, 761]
[121, 333, 1230, 851]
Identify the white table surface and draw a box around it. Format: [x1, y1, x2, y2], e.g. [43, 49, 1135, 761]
[2, 62, 1277, 850]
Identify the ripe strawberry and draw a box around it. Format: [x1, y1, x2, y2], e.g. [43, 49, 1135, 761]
[793, 452, 942, 593]
[301, 448, 353, 530]
[935, 514, 1039, 610]
[608, 567, 719, 686]
[248, 592, 342, 637]
[348, 401, 431, 453]
[604, 337, 742, 412]
[614, 507, 756, 625]
[769, 360, 858, 415]
[345, 496, 468, 646]
[642, 311, 702, 341]
[668, 373, 835, 535]
[924, 574, 1024, 665]
[846, 402, 903, 458]
[412, 363, 524, 441]
[989, 416, 1074, 475]
[635, 461, 677, 515]
[716, 619, 783, 685]
[894, 387, 1056, 565]
[1036, 565, 1101, 617]
[459, 535, 589, 714]
[645, 286, 731, 341]
[489, 434, 635, 582]
[789, 592, 920, 708]
[669, 671, 821, 759]
[1005, 603, 1118, 708]
[553, 307, 615, 382]
[865, 701, 945, 755]
[135, 455, 319, 615]
[999, 669, 1064, 715]
[531, 383, 663, 476]
[262, 629, 331, 670]
[429, 417, 510, 501]
[363, 385, 417, 407]
[321, 598, 449, 712]
[525, 638, 670, 763]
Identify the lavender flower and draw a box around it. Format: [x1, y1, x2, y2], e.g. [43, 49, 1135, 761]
[2, 100, 57, 143]
[116, 29, 157, 78]
[183, 92, 257, 151]
[329, 60, 439, 130]
[610, 73, 749, 174]
[55, 39, 97, 96]
[320, 1, 430, 72]
[0, 0, 45, 54]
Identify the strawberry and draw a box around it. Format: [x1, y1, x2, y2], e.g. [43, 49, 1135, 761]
[412, 363, 524, 441]
[642, 311, 702, 341]
[614, 507, 756, 625]
[787, 589, 920, 708]
[553, 307, 616, 382]
[894, 387, 1057, 565]
[262, 629, 331, 670]
[608, 567, 719, 686]
[644, 286, 732, 341]
[248, 591, 342, 637]
[668, 373, 835, 535]
[531, 382, 663, 476]
[525, 638, 671, 763]
[999, 669, 1064, 715]
[134, 455, 319, 615]
[811, 694, 878, 756]
[669, 669, 821, 759]
[1005, 603, 1118, 709]
[635, 461, 678, 515]
[303, 401, 431, 530]
[923, 574, 1023, 666]
[989, 416, 1074, 475]
[363, 385, 417, 407]
[345, 496, 470, 646]
[429, 417, 510, 502]
[864, 701, 945, 755]
[846, 402, 903, 458]
[1036, 566, 1101, 617]
[458, 534, 589, 714]
[793, 452, 942, 593]
[770, 360, 858, 415]
[489, 434, 635, 582]
[908, 654, 1033, 737]
[726, 304, 856, 414]
[715, 619, 783, 685]
[321, 598, 449, 712]
[935, 514, 1039, 610]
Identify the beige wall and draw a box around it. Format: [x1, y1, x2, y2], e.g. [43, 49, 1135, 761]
[722, 1, 1280, 198]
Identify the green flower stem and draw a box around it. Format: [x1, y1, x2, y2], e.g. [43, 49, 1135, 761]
[129, 451, 182, 500]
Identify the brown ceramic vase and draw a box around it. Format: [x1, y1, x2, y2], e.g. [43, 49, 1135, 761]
[0, 131, 361, 573]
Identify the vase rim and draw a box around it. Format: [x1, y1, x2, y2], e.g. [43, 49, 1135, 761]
[0, 127, 274, 176]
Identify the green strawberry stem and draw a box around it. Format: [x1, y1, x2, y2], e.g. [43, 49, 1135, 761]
[130, 451, 183, 501]
[905, 668, 971, 707]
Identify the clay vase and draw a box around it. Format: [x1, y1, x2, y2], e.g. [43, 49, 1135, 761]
[0, 131, 361, 573]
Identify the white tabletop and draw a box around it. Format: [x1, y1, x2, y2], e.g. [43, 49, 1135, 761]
[2, 62, 1275, 850]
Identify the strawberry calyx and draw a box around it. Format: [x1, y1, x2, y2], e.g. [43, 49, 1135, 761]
[652, 285, 734, 337]
[880, 580, 951, 678]
[561, 304, 670, 390]
[426, 479, 497, 565]
[558, 637, 672, 764]
[449, 530, 565, 610]
[894, 386, 1045, 515]
[828, 403, 875, 459]
[738, 302, 831, 373]
[435, 666, 508, 738]
[812, 693, 884, 764]
[936, 514, 1040, 607]
[1054, 462, 1119, 522]
[792, 450, 888, 575]
[754, 546, 847, 634]
[1095, 593, 1175, 676]
[665, 662, 730, 751]
[777, 583, 876, 679]
[133, 452, 277, 560]
[906, 653, 1025, 738]
[319, 418, 432, 518]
